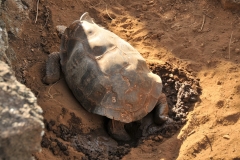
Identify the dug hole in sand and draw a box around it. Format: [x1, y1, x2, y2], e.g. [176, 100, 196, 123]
[4, 0, 240, 159]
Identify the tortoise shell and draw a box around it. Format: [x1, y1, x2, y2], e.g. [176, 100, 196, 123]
[59, 13, 163, 123]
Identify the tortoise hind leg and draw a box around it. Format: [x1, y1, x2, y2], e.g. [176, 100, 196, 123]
[154, 93, 169, 125]
[43, 52, 61, 84]
[108, 120, 131, 141]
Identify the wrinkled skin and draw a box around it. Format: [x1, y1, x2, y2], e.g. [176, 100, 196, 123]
[44, 12, 169, 141]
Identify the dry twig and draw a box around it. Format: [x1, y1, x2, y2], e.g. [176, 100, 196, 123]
[106, 5, 113, 20]
[203, 12, 213, 19]
[35, 0, 40, 23]
[199, 15, 206, 32]
[205, 135, 213, 151]
[47, 80, 60, 99]
[229, 31, 233, 59]
[187, 130, 195, 136]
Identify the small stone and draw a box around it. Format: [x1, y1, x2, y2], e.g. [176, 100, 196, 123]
[151, 34, 158, 40]
[41, 31, 47, 37]
[223, 135, 230, 139]
[216, 100, 224, 108]
[142, 5, 148, 11]
[235, 48, 240, 54]
[31, 49, 34, 52]
[56, 25, 67, 38]
[222, 46, 227, 51]
[152, 135, 163, 142]
[23, 5, 28, 10]
[217, 81, 222, 85]
[148, 1, 154, 5]
[211, 50, 216, 54]
[189, 96, 198, 102]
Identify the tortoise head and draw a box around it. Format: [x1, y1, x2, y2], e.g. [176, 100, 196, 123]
[59, 12, 102, 62]
[61, 12, 100, 43]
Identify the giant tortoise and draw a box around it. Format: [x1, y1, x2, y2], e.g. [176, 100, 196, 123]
[44, 12, 169, 141]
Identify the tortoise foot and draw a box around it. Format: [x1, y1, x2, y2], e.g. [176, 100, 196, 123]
[154, 93, 169, 125]
[44, 52, 61, 84]
[107, 120, 131, 141]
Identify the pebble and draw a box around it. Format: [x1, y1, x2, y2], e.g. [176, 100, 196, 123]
[23, 5, 28, 10]
[41, 31, 47, 37]
[235, 48, 240, 54]
[142, 5, 148, 11]
[217, 81, 222, 85]
[148, 1, 154, 5]
[223, 135, 230, 139]
[189, 96, 197, 102]
[153, 135, 163, 142]
[222, 46, 227, 51]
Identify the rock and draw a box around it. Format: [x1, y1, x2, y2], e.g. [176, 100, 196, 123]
[220, 0, 240, 10]
[0, 61, 44, 160]
[0, 1, 44, 159]
[56, 25, 67, 38]
[0, 20, 11, 65]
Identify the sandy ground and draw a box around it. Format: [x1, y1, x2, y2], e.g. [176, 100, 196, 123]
[9, 0, 240, 159]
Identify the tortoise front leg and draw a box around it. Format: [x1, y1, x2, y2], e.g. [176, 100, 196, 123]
[154, 93, 169, 125]
[43, 52, 61, 84]
[108, 120, 131, 141]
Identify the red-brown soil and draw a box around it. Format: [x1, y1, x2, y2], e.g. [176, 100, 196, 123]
[9, 0, 240, 159]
